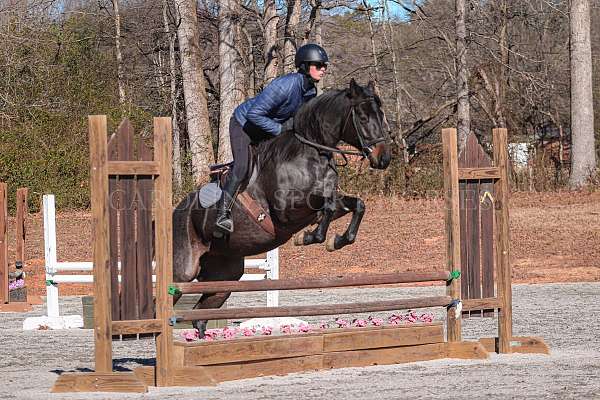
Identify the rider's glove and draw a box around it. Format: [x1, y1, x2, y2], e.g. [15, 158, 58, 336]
[281, 118, 294, 133]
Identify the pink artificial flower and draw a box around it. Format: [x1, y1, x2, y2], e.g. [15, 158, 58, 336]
[281, 325, 292, 334]
[388, 314, 403, 325]
[9, 279, 24, 290]
[319, 321, 329, 329]
[369, 317, 384, 326]
[297, 323, 311, 333]
[222, 327, 237, 339]
[261, 326, 273, 335]
[353, 319, 368, 327]
[181, 330, 199, 342]
[420, 313, 434, 323]
[203, 329, 221, 340]
[242, 327, 255, 336]
[335, 319, 350, 328]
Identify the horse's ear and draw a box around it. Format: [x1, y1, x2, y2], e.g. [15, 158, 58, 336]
[367, 80, 375, 91]
[347, 78, 361, 98]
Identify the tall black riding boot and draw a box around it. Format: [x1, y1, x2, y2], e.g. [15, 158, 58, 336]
[214, 178, 241, 236]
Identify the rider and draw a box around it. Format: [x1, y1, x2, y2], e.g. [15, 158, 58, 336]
[214, 43, 329, 236]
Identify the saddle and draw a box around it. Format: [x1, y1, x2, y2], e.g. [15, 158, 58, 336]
[199, 162, 275, 237]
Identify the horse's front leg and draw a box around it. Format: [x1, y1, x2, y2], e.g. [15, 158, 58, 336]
[294, 196, 336, 245]
[325, 195, 365, 251]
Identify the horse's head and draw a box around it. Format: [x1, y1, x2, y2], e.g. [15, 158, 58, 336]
[342, 79, 392, 169]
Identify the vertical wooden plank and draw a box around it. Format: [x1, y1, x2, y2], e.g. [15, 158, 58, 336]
[108, 134, 121, 321]
[15, 188, 28, 267]
[480, 179, 495, 317]
[441, 128, 461, 343]
[116, 120, 138, 321]
[465, 135, 482, 317]
[458, 181, 469, 316]
[0, 183, 8, 304]
[154, 117, 174, 386]
[89, 115, 113, 373]
[493, 128, 513, 353]
[137, 139, 154, 320]
[466, 180, 481, 317]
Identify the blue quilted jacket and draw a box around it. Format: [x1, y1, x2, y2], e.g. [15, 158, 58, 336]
[234, 72, 317, 137]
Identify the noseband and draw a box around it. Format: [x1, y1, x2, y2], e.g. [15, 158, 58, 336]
[294, 97, 388, 159]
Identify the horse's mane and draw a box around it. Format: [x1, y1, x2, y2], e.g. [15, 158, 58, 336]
[257, 89, 348, 167]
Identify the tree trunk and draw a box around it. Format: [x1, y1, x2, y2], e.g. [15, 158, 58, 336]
[382, 0, 409, 164]
[496, 0, 508, 128]
[363, 0, 379, 90]
[175, 0, 214, 183]
[163, 0, 182, 190]
[263, 0, 279, 84]
[283, 0, 301, 73]
[455, 0, 470, 150]
[217, 0, 243, 162]
[305, 0, 322, 92]
[304, 0, 321, 43]
[569, 0, 596, 188]
[112, 0, 126, 106]
[241, 26, 256, 96]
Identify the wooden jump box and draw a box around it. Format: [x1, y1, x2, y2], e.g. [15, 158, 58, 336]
[54, 323, 489, 391]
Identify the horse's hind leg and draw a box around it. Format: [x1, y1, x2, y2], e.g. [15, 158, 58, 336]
[191, 253, 244, 337]
[325, 195, 365, 251]
[173, 192, 205, 287]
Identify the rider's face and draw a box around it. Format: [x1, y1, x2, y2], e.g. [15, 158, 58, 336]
[308, 62, 327, 81]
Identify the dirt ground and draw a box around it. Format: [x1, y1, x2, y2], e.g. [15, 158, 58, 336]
[1, 191, 600, 399]
[6, 191, 600, 297]
[2, 284, 600, 399]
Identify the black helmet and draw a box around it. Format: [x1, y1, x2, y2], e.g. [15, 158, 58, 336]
[295, 44, 329, 70]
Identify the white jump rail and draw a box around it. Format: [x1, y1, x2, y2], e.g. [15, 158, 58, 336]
[30, 194, 278, 329]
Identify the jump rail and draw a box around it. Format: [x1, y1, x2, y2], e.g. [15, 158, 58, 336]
[174, 295, 454, 322]
[171, 270, 456, 294]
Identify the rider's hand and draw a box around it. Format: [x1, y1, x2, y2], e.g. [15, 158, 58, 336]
[281, 118, 294, 133]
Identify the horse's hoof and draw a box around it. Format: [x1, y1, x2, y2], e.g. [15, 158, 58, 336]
[294, 231, 306, 246]
[326, 235, 338, 252]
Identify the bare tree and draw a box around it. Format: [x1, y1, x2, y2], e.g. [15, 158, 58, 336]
[175, 0, 214, 183]
[455, 0, 470, 150]
[569, 0, 596, 188]
[217, 0, 244, 162]
[304, 0, 322, 44]
[381, 0, 409, 163]
[283, 0, 301, 73]
[263, 0, 279, 83]
[163, 0, 182, 189]
[112, 0, 126, 105]
[361, 0, 380, 90]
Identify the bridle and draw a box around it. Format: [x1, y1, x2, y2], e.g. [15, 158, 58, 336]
[294, 97, 389, 160]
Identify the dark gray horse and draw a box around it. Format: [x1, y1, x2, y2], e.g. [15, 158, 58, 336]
[173, 79, 392, 336]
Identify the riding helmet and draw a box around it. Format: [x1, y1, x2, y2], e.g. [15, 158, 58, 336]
[295, 44, 329, 71]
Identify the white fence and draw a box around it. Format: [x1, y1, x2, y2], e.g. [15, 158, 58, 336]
[43, 194, 279, 319]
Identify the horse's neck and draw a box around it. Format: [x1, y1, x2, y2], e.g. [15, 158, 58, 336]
[306, 101, 348, 148]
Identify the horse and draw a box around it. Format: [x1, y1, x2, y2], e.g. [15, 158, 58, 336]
[172, 79, 392, 336]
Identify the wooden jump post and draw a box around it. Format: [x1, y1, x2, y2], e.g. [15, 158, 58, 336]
[443, 128, 548, 354]
[0, 183, 30, 312]
[52, 122, 547, 393]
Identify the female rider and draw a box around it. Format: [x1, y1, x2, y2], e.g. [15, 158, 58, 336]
[214, 43, 329, 236]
